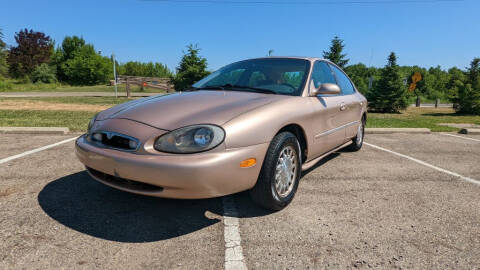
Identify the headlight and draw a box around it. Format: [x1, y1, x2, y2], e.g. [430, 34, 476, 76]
[87, 113, 98, 134]
[154, 125, 225, 154]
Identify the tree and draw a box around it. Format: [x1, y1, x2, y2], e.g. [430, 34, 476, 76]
[54, 36, 112, 85]
[367, 52, 409, 113]
[171, 44, 210, 91]
[118, 61, 172, 78]
[62, 44, 112, 85]
[455, 58, 480, 114]
[7, 29, 53, 78]
[344, 63, 371, 94]
[446, 67, 466, 101]
[0, 28, 8, 77]
[52, 36, 87, 82]
[323, 36, 349, 68]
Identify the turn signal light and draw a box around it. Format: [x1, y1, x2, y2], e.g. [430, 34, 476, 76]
[240, 158, 256, 168]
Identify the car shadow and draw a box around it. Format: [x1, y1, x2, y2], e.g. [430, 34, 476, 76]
[301, 151, 342, 177]
[38, 150, 343, 242]
[38, 171, 231, 243]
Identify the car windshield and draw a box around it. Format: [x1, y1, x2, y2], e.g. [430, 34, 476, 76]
[193, 58, 310, 96]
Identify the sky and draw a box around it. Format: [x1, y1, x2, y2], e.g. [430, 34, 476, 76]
[1, 0, 479, 72]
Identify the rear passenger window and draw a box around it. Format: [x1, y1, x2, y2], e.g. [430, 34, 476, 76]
[311, 61, 336, 88]
[329, 64, 355, 95]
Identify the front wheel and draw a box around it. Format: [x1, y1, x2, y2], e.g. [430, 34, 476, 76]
[347, 118, 365, 152]
[250, 132, 301, 211]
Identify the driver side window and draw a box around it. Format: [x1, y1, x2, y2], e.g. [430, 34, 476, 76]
[311, 61, 336, 88]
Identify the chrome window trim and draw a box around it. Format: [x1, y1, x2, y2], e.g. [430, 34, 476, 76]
[88, 131, 141, 152]
[314, 120, 360, 139]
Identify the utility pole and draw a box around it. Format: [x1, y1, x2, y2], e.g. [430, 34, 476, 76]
[112, 53, 118, 98]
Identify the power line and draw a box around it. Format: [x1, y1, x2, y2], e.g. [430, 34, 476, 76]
[141, 0, 464, 5]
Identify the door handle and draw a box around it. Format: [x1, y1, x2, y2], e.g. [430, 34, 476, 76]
[340, 102, 346, 111]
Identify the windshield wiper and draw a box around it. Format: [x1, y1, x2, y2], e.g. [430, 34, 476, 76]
[190, 84, 276, 94]
[221, 84, 277, 95]
[185, 86, 225, 91]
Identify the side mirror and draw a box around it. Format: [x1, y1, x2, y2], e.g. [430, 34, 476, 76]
[309, 83, 341, 96]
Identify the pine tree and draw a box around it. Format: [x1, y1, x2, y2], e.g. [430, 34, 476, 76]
[367, 52, 409, 113]
[171, 44, 210, 91]
[323, 36, 349, 68]
[455, 58, 480, 114]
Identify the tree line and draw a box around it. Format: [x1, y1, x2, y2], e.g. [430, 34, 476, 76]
[0, 28, 173, 86]
[0, 28, 478, 114]
[323, 36, 480, 114]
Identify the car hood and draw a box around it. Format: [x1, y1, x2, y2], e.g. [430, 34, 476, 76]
[97, 90, 287, 130]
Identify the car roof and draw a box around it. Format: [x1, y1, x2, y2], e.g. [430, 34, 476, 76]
[245, 56, 330, 62]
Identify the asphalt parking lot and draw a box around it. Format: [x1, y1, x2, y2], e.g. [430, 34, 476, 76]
[1, 133, 479, 269]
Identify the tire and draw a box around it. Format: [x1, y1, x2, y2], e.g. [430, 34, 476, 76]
[347, 117, 365, 152]
[250, 132, 301, 211]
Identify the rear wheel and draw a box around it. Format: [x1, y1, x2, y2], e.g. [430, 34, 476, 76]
[347, 117, 365, 152]
[250, 132, 301, 211]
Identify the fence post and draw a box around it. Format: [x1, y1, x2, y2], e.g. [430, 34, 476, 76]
[416, 96, 421, 107]
[126, 78, 131, 98]
[435, 98, 439, 108]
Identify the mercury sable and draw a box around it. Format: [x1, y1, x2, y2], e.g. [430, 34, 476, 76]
[75, 57, 367, 210]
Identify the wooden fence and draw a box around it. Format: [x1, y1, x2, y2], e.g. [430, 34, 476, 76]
[112, 76, 174, 97]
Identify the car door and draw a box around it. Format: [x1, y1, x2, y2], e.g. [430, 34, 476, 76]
[308, 61, 349, 158]
[329, 63, 363, 139]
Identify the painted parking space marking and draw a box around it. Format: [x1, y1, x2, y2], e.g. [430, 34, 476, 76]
[440, 133, 480, 142]
[0, 137, 78, 165]
[364, 142, 480, 186]
[222, 196, 247, 270]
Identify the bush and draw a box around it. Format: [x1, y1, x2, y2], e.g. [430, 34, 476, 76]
[0, 79, 13, 91]
[31, 63, 57, 83]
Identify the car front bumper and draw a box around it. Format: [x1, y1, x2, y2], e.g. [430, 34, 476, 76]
[75, 135, 268, 199]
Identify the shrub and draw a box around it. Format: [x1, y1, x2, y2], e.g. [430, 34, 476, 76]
[31, 63, 57, 83]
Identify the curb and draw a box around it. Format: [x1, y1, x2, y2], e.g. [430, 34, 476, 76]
[460, 128, 480, 135]
[365, 128, 431, 134]
[0, 127, 70, 135]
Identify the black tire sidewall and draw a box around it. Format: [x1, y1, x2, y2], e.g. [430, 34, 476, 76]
[266, 133, 302, 207]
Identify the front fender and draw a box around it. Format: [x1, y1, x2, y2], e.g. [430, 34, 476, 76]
[222, 97, 313, 149]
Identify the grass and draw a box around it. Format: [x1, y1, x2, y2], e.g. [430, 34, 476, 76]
[367, 107, 480, 132]
[0, 110, 96, 131]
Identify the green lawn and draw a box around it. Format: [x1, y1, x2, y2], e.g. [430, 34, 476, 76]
[0, 110, 95, 132]
[367, 107, 480, 132]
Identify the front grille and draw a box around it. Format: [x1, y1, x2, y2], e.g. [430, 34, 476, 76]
[90, 131, 139, 151]
[87, 167, 163, 192]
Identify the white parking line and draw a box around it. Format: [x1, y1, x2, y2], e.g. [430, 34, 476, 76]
[440, 133, 480, 142]
[222, 196, 247, 270]
[0, 137, 78, 165]
[364, 142, 480, 186]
